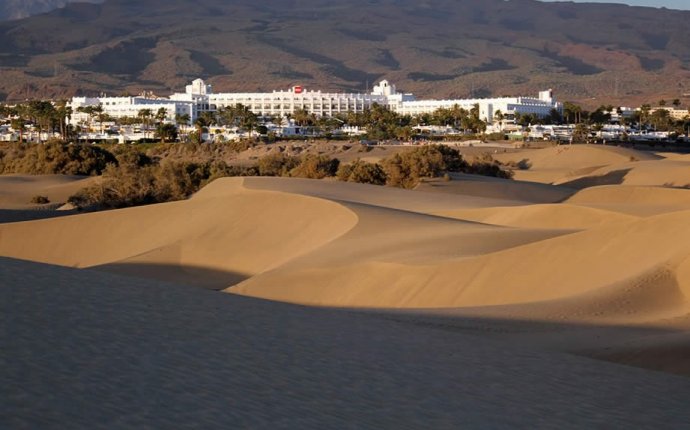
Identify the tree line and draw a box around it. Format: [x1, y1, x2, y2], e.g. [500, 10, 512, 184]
[0, 139, 512, 209]
[3, 97, 688, 145]
[66, 143, 512, 210]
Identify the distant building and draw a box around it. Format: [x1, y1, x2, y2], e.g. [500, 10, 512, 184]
[169, 78, 562, 123]
[68, 96, 194, 127]
[69, 78, 563, 125]
[649, 107, 690, 121]
[169, 78, 409, 119]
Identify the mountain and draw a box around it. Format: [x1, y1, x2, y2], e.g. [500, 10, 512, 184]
[0, 0, 104, 21]
[0, 0, 688, 107]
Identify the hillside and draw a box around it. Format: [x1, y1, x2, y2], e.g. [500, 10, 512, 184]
[0, 0, 688, 106]
[0, 0, 103, 21]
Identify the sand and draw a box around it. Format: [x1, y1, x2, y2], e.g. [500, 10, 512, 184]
[2, 145, 690, 425]
[0, 174, 97, 209]
[0, 174, 93, 223]
[3, 257, 690, 428]
[492, 144, 660, 185]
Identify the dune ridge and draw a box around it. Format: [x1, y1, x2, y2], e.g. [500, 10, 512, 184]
[230, 209, 690, 314]
[2, 172, 690, 321]
[0, 178, 358, 288]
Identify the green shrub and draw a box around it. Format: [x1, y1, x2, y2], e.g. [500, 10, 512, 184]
[381, 145, 467, 188]
[227, 139, 256, 153]
[337, 159, 387, 185]
[30, 195, 50, 204]
[257, 153, 299, 176]
[289, 154, 340, 179]
[0, 142, 116, 175]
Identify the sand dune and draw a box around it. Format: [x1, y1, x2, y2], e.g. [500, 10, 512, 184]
[240, 176, 528, 212]
[231, 208, 690, 315]
[415, 172, 575, 203]
[556, 159, 690, 189]
[5, 257, 690, 428]
[3, 175, 690, 319]
[436, 203, 637, 229]
[493, 145, 659, 184]
[493, 144, 659, 169]
[0, 178, 357, 288]
[3, 156, 690, 382]
[0, 174, 97, 210]
[566, 185, 690, 216]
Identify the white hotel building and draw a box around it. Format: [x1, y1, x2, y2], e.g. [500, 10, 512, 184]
[68, 96, 194, 127]
[70, 78, 562, 125]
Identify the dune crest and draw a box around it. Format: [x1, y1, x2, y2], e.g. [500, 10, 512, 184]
[0, 177, 358, 288]
[231, 197, 690, 318]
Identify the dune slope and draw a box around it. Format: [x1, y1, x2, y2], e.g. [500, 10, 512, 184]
[230, 209, 690, 316]
[493, 145, 659, 184]
[0, 178, 357, 288]
[5, 257, 690, 428]
[3, 175, 690, 322]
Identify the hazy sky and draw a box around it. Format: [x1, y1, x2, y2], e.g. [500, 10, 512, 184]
[541, 0, 690, 10]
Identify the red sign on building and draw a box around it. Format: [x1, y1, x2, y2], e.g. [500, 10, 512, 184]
[294, 86, 303, 94]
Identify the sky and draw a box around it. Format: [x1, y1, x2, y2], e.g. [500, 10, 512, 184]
[541, 0, 690, 10]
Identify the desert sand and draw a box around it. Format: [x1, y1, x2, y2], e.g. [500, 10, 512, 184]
[0, 174, 97, 209]
[0, 174, 95, 223]
[2, 144, 690, 427]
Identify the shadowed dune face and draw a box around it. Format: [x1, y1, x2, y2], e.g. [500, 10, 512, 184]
[566, 185, 690, 216]
[493, 145, 661, 185]
[5, 257, 690, 427]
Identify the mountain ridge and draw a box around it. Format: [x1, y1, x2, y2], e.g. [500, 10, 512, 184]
[0, 0, 688, 107]
[0, 0, 104, 21]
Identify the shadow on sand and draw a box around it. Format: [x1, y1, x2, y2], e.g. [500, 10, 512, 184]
[361, 307, 690, 378]
[558, 168, 632, 189]
[93, 262, 250, 290]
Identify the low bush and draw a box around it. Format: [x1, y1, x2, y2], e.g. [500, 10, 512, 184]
[337, 159, 387, 185]
[289, 154, 339, 179]
[381, 144, 467, 188]
[257, 153, 299, 176]
[0, 142, 117, 175]
[30, 195, 50, 204]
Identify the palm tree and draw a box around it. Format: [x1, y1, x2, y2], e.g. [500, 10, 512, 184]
[175, 113, 190, 126]
[640, 104, 652, 129]
[292, 107, 312, 127]
[563, 102, 582, 124]
[137, 108, 154, 140]
[155, 123, 178, 143]
[573, 123, 590, 143]
[175, 113, 191, 140]
[494, 109, 504, 129]
[448, 104, 468, 129]
[199, 111, 217, 127]
[155, 107, 168, 126]
[54, 100, 71, 141]
[11, 117, 25, 143]
[93, 104, 108, 134]
[193, 117, 209, 144]
[76, 104, 104, 134]
[26, 100, 57, 141]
